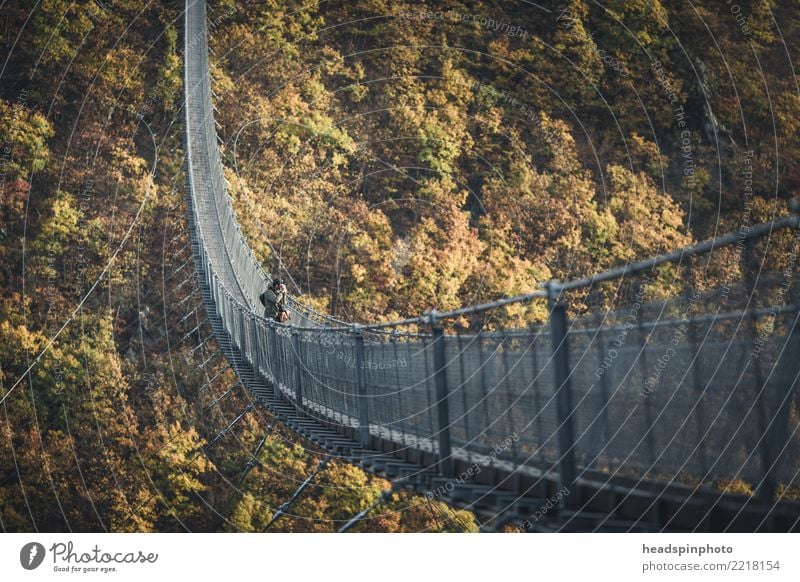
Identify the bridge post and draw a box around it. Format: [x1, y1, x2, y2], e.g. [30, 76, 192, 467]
[547, 282, 577, 507]
[269, 324, 281, 400]
[636, 300, 657, 468]
[353, 326, 371, 446]
[430, 312, 454, 477]
[291, 326, 303, 409]
[240, 309, 248, 363]
[757, 311, 799, 502]
[250, 317, 258, 372]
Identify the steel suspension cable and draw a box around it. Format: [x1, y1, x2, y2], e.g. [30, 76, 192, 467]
[337, 485, 397, 533]
[263, 455, 331, 531]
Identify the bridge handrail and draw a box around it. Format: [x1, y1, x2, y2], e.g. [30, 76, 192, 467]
[278, 213, 799, 333]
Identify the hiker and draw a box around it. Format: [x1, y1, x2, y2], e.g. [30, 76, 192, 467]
[259, 279, 289, 322]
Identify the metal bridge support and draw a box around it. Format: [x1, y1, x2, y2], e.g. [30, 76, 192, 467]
[354, 326, 371, 446]
[547, 282, 577, 507]
[292, 326, 303, 409]
[251, 317, 261, 375]
[270, 325, 280, 400]
[239, 309, 248, 363]
[431, 312, 454, 478]
[742, 239, 779, 504]
[757, 312, 799, 502]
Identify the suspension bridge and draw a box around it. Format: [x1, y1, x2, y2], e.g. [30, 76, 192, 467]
[183, 0, 800, 532]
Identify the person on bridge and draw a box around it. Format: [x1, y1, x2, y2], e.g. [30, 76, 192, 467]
[259, 279, 288, 321]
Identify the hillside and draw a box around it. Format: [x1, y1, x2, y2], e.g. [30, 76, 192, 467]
[212, 0, 798, 325]
[1, 0, 798, 532]
[0, 0, 472, 532]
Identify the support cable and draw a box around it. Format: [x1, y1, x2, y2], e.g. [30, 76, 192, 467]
[337, 485, 396, 533]
[237, 419, 278, 487]
[202, 402, 255, 452]
[263, 456, 331, 531]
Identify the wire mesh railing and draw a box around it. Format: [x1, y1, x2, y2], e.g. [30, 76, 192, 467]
[184, 0, 342, 333]
[184, 0, 800, 507]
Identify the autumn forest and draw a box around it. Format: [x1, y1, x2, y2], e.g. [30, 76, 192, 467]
[1, 0, 798, 532]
